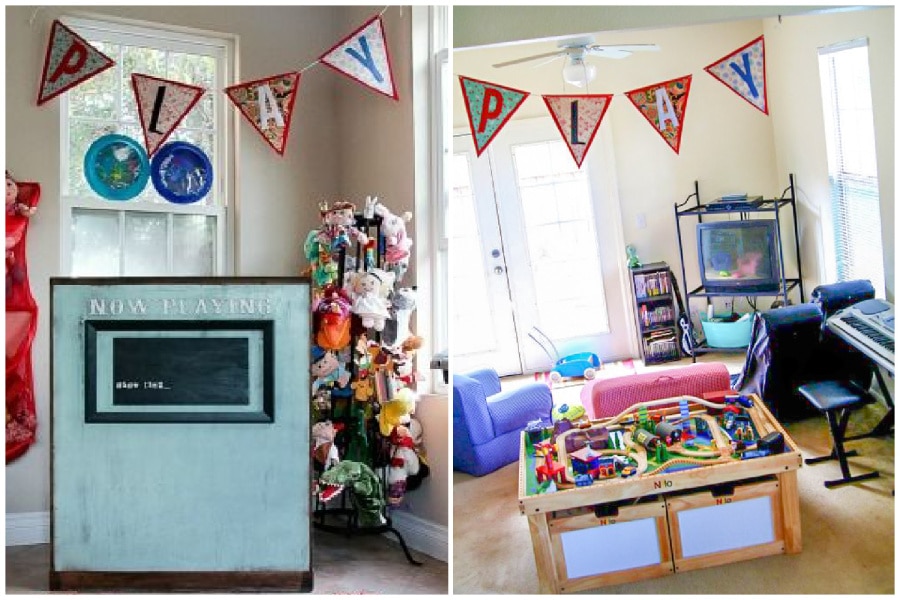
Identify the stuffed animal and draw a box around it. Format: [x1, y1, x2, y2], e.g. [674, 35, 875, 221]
[303, 230, 338, 287]
[384, 287, 416, 347]
[311, 346, 351, 394]
[346, 268, 395, 331]
[312, 420, 340, 470]
[351, 376, 374, 402]
[363, 195, 378, 220]
[373, 202, 413, 280]
[377, 387, 417, 436]
[317, 201, 368, 250]
[386, 424, 421, 506]
[314, 285, 352, 350]
[6, 171, 35, 219]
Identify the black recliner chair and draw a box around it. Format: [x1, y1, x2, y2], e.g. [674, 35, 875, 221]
[734, 281, 881, 488]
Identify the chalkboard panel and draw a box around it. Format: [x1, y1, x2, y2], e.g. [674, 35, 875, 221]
[85, 320, 273, 423]
[112, 337, 249, 406]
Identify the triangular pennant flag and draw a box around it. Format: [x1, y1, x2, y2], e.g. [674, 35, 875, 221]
[319, 15, 398, 100]
[132, 74, 205, 157]
[459, 76, 529, 157]
[704, 35, 768, 115]
[542, 94, 613, 168]
[37, 20, 115, 106]
[224, 72, 301, 156]
[625, 75, 693, 154]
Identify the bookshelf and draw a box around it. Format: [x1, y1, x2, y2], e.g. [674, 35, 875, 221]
[629, 262, 681, 365]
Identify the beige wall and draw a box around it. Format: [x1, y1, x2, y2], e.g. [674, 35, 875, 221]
[454, 18, 780, 315]
[765, 7, 894, 301]
[453, 7, 893, 316]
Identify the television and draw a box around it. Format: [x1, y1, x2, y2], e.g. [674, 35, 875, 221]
[697, 220, 781, 293]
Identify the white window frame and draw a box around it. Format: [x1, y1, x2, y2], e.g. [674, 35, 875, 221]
[58, 15, 235, 276]
[413, 6, 449, 393]
[817, 37, 884, 297]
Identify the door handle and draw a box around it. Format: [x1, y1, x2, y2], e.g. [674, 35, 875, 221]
[494, 266, 505, 275]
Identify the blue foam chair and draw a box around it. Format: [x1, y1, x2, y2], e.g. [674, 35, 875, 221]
[453, 369, 553, 476]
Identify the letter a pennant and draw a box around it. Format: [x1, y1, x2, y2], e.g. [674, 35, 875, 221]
[459, 76, 529, 157]
[704, 35, 768, 115]
[625, 75, 693, 154]
[319, 15, 398, 100]
[224, 72, 301, 156]
[132, 74, 205, 157]
[37, 20, 115, 106]
[543, 94, 613, 168]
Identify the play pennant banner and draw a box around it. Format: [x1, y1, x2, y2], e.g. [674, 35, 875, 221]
[543, 94, 613, 168]
[625, 75, 693, 154]
[459, 76, 530, 157]
[132, 74, 206, 157]
[319, 15, 398, 100]
[705, 35, 768, 115]
[37, 20, 115, 106]
[225, 72, 301, 156]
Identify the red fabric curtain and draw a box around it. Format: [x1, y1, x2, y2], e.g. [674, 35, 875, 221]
[7, 181, 40, 462]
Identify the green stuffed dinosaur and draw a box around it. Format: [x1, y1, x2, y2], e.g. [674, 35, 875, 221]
[318, 460, 386, 528]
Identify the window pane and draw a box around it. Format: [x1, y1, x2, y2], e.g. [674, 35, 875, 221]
[173, 215, 216, 275]
[71, 209, 120, 276]
[123, 212, 168, 275]
[512, 140, 609, 337]
[121, 45, 168, 123]
[68, 42, 120, 120]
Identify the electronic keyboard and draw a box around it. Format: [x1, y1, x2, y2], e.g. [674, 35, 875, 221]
[826, 298, 895, 375]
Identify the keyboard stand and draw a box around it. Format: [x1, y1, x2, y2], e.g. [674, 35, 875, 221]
[846, 368, 894, 440]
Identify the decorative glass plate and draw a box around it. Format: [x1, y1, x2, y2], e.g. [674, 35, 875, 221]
[150, 141, 213, 204]
[83, 134, 150, 201]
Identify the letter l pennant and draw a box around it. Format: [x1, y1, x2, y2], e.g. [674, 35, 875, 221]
[132, 74, 206, 157]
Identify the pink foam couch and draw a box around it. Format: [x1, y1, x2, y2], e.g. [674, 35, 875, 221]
[579, 362, 732, 420]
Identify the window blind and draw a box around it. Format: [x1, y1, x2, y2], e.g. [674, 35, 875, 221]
[817, 39, 885, 297]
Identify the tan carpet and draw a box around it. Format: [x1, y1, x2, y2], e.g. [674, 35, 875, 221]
[453, 400, 894, 594]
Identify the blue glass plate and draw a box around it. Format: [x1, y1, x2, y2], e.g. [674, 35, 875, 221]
[150, 141, 213, 205]
[83, 134, 150, 201]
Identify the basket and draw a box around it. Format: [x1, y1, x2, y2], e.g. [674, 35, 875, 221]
[699, 314, 753, 348]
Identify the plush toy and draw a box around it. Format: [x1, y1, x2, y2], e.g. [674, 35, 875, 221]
[317, 201, 368, 250]
[6, 171, 35, 219]
[312, 420, 340, 470]
[314, 285, 352, 350]
[303, 230, 338, 287]
[386, 424, 421, 506]
[318, 460, 386, 527]
[384, 287, 416, 347]
[351, 376, 374, 402]
[373, 202, 413, 280]
[346, 267, 395, 331]
[377, 387, 417, 436]
[363, 195, 378, 220]
[311, 346, 351, 394]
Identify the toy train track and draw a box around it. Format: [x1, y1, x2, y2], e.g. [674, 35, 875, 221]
[645, 456, 732, 476]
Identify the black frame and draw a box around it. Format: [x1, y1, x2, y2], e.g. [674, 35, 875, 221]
[84, 319, 274, 423]
[696, 219, 782, 294]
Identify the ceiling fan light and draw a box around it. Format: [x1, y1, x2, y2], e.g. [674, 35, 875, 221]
[562, 59, 596, 88]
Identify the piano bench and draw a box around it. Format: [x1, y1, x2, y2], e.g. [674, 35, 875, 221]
[799, 381, 880, 489]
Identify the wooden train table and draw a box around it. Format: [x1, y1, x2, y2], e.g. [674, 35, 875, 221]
[518, 393, 802, 593]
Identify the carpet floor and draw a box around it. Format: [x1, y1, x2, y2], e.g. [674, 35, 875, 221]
[453, 393, 894, 594]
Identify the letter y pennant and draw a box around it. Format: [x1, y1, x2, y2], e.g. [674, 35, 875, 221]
[459, 76, 529, 157]
[319, 15, 398, 100]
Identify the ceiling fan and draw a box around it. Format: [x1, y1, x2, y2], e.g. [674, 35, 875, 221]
[492, 36, 660, 88]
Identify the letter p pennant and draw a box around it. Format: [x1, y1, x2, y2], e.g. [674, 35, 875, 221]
[459, 76, 529, 157]
[37, 20, 115, 106]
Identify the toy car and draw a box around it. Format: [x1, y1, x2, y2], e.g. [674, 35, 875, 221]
[528, 327, 602, 382]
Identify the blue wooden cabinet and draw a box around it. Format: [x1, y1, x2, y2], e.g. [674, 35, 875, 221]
[51, 278, 312, 592]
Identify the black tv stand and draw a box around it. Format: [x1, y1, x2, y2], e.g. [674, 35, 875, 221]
[674, 174, 805, 361]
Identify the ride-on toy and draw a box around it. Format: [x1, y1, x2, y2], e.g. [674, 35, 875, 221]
[528, 327, 601, 383]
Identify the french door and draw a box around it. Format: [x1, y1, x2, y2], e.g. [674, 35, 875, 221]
[451, 117, 636, 377]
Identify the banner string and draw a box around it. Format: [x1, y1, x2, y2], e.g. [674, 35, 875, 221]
[28, 7, 44, 26]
